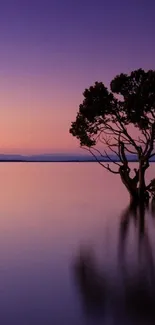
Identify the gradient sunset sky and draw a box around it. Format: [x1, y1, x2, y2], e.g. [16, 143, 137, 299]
[0, 0, 155, 154]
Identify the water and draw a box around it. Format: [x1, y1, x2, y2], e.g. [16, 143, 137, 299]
[0, 162, 154, 324]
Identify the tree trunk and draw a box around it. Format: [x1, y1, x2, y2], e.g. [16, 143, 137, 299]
[138, 159, 150, 203]
[138, 161, 146, 201]
[119, 167, 139, 203]
[119, 162, 149, 204]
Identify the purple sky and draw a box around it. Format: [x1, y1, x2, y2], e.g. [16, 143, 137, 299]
[0, 0, 155, 154]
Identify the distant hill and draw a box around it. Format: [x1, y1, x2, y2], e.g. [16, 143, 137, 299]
[0, 153, 154, 162]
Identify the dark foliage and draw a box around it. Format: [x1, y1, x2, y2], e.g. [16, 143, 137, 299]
[70, 69, 155, 201]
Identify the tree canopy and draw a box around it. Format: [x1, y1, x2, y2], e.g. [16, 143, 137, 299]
[70, 69, 155, 201]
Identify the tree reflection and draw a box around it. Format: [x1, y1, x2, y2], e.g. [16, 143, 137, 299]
[73, 247, 106, 318]
[119, 202, 155, 323]
[73, 203, 155, 324]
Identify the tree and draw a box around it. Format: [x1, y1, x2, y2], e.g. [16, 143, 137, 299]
[69, 69, 155, 203]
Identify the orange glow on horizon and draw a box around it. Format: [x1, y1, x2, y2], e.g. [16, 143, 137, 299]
[0, 76, 80, 154]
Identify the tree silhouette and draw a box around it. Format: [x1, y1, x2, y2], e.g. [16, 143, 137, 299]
[70, 69, 155, 202]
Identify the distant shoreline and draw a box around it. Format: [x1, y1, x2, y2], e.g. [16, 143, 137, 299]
[0, 160, 154, 163]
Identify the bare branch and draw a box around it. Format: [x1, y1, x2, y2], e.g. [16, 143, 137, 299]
[104, 150, 121, 167]
[114, 112, 141, 153]
[88, 146, 121, 166]
[81, 146, 120, 174]
[124, 146, 137, 155]
[120, 141, 128, 166]
[89, 146, 106, 159]
[97, 122, 140, 157]
[105, 142, 122, 161]
[137, 136, 146, 145]
[145, 123, 155, 159]
[142, 128, 150, 141]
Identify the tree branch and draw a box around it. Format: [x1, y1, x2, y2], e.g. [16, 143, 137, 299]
[81, 147, 120, 174]
[114, 112, 141, 154]
[145, 123, 155, 159]
[104, 150, 121, 167]
[124, 146, 137, 155]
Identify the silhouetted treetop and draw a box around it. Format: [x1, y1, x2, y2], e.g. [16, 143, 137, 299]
[111, 69, 155, 129]
[70, 69, 155, 203]
[71, 69, 155, 148]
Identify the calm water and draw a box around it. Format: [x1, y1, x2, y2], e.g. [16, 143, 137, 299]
[0, 162, 155, 324]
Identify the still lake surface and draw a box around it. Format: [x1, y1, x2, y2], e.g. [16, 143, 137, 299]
[0, 162, 155, 324]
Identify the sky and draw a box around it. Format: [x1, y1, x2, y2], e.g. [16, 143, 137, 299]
[0, 0, 155, 154]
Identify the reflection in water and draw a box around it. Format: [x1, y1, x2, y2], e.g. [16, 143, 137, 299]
[1, 163, 155, 324]
[119, 202, 155, 324]
[73, 203, 155, 324]
[151, 198, 155, 216]
[73, 248, 106, 319]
